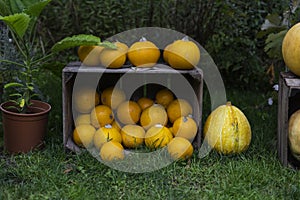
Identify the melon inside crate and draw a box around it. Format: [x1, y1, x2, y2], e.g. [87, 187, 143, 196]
[63, 62, 203, 153]
[278, 71, 300, 168]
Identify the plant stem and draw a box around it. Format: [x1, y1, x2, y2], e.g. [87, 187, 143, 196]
[10, 32, 27, 59]
[0, 59, 25, 68]
[31, 52, 54, 66]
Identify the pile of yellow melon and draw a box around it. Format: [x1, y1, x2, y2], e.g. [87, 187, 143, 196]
[72, 86, 197, 162]
[77, 36, 201, 70]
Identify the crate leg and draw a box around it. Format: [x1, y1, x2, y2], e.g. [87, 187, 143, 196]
[278, 75, 289, 167]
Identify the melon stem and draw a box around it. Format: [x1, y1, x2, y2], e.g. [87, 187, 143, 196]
[182, 36, 189, 41]
[226, 101, 232, 106]
[140, 37, 147, 42]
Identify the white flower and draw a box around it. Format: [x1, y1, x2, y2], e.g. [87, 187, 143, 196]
[268, 97, 273, 106]
[8, 38, 12, 43]
[273, 84, 279, 91]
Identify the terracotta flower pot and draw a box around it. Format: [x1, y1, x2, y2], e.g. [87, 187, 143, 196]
[0, 100, 51, 154]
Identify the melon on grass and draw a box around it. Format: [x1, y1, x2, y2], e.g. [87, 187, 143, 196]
[203, 102, 251, 154]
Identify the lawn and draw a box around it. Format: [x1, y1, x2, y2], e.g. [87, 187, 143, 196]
[0, 73, 300, 200]
[0, 0, 298, 198]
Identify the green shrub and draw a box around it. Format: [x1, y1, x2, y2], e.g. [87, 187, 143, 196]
[40, 0, 287, 89]
[257, 0, 300, 86]
[0, 22, 21, 102]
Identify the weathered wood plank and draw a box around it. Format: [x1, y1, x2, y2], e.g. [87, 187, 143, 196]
[278, 72, 300, 169]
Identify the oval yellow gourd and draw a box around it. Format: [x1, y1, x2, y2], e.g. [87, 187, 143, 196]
[137, 97, 154, 110]
[73, 124, 96, 147]
[99, 41, 128, 68]
[93, 125, 122, 150]
[166, 36, 200, 70]
[100, 141, 124, 161]
[203, 102, 251, 154]
[78, 45, 104, 66]
[167, 137, 193, 160]
[101, 86, 126, 109]
[289, 109, 300, 160]
[167, 99, 193, 123]
[140, 104, 168, 130]
[73, 88, 100, 113]
[116, 101, 142, 125]
[163, 43, 172, 64]
[127, 37, 160, 68]
[282, 23, 300, 76]
[121, 124, 145, 148]
[172, 116, 197, 142]
[145, 125, 173, 149]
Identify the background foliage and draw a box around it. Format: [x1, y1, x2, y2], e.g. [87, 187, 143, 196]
[0, 21, 20, 102]
[1, 2, 300, 198]
[38, 0, 288, 90]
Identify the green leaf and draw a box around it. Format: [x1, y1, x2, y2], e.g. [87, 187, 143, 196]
[100, 41, 117, 49]
[22, 0, 46, 8]
[266, 14, 282, 26]
[41, 61, 65, 77]
[51, 34, 101, 53]
[19, 98, 25, 108]
[5, 103, 21, 112]
[7, 99, 20, 105]
[264, 30, 287, 59]
[26, 83, 34, 91]
[8, 0, 48, 14]
[0, 0, 10, 16]
[0, 13, 31, 38]
[4, 82, 24, 89]
[9, 0, 25, 14]
[30, 93, 39, 98]
[9, 93, 22, 97]
[24, 0, 51, 17]
[24, 0, 52, 35]
[256, 26, 287, 39]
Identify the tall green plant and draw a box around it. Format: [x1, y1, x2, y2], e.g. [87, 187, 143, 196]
[256, 0, 300, 84]
[259, 0, 300, 60]
[0, 0, 115, 112]
[40, 0, 284, 89]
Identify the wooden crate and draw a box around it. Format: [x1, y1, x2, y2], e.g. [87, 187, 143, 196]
[63, 62, 203, 153]
[278, 71, 300, 168]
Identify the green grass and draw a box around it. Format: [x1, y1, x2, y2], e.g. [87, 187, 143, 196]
[1, 74, 300, 200]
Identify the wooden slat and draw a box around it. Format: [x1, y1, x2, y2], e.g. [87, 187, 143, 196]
[278, 74, 290, 167]
[278, 72, 300, 168]
[281, 71, 298, 79]
[64, 62, 203, 76]
[285, 78, 300, 88]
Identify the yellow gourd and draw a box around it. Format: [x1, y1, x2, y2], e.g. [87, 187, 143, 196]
[203, 102, 251, 154]
[167, 137, 193, 160]
[140, 104, 168, 130]
[77, 46, 104, 66]
[165, 36, 200, 70]
[282, 22, 300, 76]
[289, 109, 300, 160]
[127, 37, 160, 68]
[99, 41, 128, 68]
[145, 124, 173, 149]
[93, 125, 122, 149]
[172, 116, 197, 142]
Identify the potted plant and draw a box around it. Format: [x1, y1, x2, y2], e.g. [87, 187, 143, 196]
[0, 0, 114, 154]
